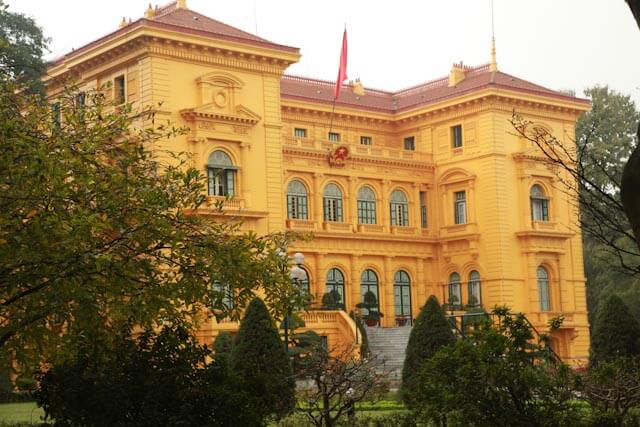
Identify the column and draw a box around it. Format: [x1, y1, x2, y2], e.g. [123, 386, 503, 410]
[350, 254, 360, 312]
[314, 252, 324, 303]
[412, 182, 421, 229]
[313, 173, 324, 224]
[381, 180, 390, 231]
[240, 141, 252, 207]
[383, 256, 394, 327]
[348, 176, 358, 228]
[416, 257, 425, 314]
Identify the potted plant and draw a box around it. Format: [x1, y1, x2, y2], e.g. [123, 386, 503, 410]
[321, 290, 344, 310]
[356, 291, 384, 327]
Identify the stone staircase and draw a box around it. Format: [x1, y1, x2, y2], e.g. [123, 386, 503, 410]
[365, 326, 412, 384]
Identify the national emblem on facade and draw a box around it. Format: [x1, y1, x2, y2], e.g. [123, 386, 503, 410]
[328, 145, 350, 167]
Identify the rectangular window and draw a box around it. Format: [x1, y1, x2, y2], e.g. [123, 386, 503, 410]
[51, 102, 61, 128]
[294, 128, 307, 138]
[323, 198, 343, 222]
[420, 191, 427, 228]
[451, 125, 463, 148]
[208, 168, 235, 197]
[448, 283, 462, 309]
[403, 136, 415, 151]
[357, 200, 376, 224]
[212, 282, 234, 310]
[328, 132, 341, 142]
[287, 194, 308, 220]
[360, 136, 372, 145]
[454, 191, 467, 224]
[531, 199, 549, 221]
[75, 92, 86, 108]
[114, 75, 125, 105]
[539, 282, 550, 311]
[390, 203, 409, 227]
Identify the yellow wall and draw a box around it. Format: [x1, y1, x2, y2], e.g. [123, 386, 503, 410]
[46, 9, 590, 364]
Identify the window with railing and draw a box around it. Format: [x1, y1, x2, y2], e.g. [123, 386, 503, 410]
[448, 272, 462, 309]
[467, 271, 482, 307]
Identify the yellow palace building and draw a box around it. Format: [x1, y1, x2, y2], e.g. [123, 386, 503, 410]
[46, 1, 590, 364]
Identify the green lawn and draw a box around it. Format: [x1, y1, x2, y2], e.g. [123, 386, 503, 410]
[0, 402, 45, 425]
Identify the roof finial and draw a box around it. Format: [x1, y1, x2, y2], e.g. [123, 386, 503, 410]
[489, 0, 498, 72]
[176, 0, 187, 9]
[144, 3, 156, 18]
[119, 17, 128, 28]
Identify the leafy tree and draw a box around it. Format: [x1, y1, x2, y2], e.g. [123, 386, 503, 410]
[414, 308, 577, 426]
[296, 343, 389, 427]
[213, 331, 233, 370]
[231, 298, 295, 422]
[578, 357, 640, 427]
[0, 0, 48, 90]
[590, 294, 640, 366]
[37, 324, 263, 427]
[0, 76, 297, 366]
[400, 295, 455, 408]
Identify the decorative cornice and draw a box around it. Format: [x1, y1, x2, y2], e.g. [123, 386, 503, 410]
[282, 145, 435, 171]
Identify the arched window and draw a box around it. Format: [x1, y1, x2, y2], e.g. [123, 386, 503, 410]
[360, 269, 380, 321]
[537, 267, 550, 311]
[287, 180, 308, 220]
[468, 271, 481, 307]
[530, 185, 549, 221]
[326, 268, 345, 305]
[390, 190, 409, 227]
[357, 186, 377, 224]
[323, 183, 343, 222]
[448, 272, 462, 309]
[394, 271, 412, 325]
[207, 150, 236, 197]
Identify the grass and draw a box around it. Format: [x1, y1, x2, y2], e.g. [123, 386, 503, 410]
[0, 402, 45, 425]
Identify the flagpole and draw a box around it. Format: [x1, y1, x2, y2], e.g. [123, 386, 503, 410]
[329, 26, 347, 140]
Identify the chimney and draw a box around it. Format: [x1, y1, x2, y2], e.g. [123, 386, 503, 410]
[448, 61, 467, 87]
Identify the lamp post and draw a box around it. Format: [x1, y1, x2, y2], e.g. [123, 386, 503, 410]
[284, 252, 305, 354]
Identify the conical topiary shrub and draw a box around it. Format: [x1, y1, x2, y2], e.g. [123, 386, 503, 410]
[400, 295, 455, 407]
[590, 293, 640, 366]
[231, 297, 295, 420]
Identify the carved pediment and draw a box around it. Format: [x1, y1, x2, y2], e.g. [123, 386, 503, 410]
[181, 103, 262, 126]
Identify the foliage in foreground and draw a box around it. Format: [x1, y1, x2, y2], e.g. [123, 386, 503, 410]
[36, 324, 263, 427]
[0, 75, 301, 366]
[296, 343, 389, 427]
[400, 295, 454, 408]
[231, 298, 296, 422]
[414, 307, 577, 426]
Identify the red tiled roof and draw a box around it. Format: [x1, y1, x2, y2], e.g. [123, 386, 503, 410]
[50, 1, 297, 66]
[281, 64, 589, 113]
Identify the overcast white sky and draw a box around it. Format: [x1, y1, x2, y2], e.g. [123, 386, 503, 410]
[7, 0, 640, 103]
